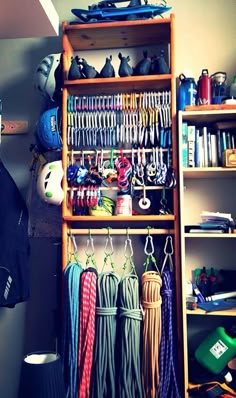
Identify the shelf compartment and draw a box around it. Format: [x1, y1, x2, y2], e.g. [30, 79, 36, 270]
[62, 18, 172, 51]
[64, 74, 172, 95]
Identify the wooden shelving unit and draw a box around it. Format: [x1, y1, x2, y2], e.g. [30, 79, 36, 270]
[61, 14, 183, 395]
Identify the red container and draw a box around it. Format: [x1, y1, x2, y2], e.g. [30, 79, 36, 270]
[197, 69, 212, 105]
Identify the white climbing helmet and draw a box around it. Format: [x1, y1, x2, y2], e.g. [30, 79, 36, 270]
[36, 160, 64, 205]
[34, 53, 61, 102]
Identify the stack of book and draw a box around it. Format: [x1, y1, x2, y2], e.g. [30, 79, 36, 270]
[181, 122, 236, 168]
[185, 211, 235, 233]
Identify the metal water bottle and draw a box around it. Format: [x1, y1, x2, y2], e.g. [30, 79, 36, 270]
[197, 69, 212, 105]
[177, 74, 197, 111]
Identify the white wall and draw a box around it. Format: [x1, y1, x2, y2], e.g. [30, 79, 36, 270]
[0, 1, 235, 397]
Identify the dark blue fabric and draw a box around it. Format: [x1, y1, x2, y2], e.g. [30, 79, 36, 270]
[0, 161, 30, 307]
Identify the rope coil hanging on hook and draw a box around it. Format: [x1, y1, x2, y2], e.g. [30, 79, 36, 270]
[118, 230, 143, 398]
[141, 228, 162, 398]
[91, 228, 120, 398]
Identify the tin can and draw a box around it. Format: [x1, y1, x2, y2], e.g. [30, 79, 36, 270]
[116, 194, 132, 216]
[197, 69, 212, 105]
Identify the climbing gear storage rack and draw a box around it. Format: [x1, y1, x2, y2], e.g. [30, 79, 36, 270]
[61, 14, 183, 396]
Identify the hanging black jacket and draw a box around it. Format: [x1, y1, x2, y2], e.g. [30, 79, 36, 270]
[0, 160, 30, 307]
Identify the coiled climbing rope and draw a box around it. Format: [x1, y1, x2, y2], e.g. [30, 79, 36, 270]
[78, 267, 97, 398]
[62, 261, 83, 398]
[91, 271, 120, 398]
[142, 270, 162, 398]
[159, 270, 181, 398]
[119, 273, 143, 398]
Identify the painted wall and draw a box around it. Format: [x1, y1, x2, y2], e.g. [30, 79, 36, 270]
[0, 1, 235, 397]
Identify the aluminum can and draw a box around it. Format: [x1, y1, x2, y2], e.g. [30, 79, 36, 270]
[116, 194, 132, 216]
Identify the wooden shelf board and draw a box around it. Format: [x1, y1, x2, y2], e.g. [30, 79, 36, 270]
[63, 214, 175, 222]
[179, 109, 236, 124]
[63, 17, 172, 51]
[183, 167, 236, 178]
[187, 308, 236, 316]
[1, 120, 28, 135]
[185, 104, 236, 112]
[184, 233, 236, 238]
[64, 74, 172, 95]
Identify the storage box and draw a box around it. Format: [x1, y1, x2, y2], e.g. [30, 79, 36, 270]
[222, 149, 236, 167]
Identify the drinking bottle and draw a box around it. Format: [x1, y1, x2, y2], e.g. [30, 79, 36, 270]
[197, 69, 212, 105]
[177, 74, 197, 111]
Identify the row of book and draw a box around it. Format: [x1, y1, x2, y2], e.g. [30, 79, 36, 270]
[181, 122, 236, 167]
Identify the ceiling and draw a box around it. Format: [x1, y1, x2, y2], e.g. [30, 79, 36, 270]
[0, 0, 59, 39]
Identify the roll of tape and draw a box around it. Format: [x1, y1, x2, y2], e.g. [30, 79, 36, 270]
[139, 197, 151, 210]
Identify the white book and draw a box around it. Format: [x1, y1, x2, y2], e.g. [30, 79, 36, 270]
[210, 134, 218, 167]
[202, 126, 208, 167]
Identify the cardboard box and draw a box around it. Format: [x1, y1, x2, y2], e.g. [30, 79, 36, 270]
[222, 149, 236, 167]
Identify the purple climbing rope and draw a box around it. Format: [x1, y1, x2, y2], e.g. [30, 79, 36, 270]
[159, 268, 181, 398]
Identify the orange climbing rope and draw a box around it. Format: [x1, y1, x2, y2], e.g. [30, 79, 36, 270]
[141, 231, 162, 398]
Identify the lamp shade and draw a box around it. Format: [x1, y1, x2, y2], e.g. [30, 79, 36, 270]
[18, 351, 66, 398]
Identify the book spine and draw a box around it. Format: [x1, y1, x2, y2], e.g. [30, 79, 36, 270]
[182, 121, 188, 167]
[187, 125, 196, 167]
[205, 291, 236, 302]
[202, 126, 208, 167]
[217, 130, 222, 166]
[195, 128, 200, 167]
[207, 131, 212, 167]
[210, 134, 218, 167]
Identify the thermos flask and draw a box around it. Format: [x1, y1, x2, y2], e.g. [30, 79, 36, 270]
[177, 73, 197, 111]
[197, 69, 212, 105]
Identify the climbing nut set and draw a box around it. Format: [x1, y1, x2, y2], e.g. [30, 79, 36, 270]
[66, 90, 176, 216]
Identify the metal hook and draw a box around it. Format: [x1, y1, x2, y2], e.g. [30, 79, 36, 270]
[164, 235, 174, 255]
[104, 227, 114, 255]
[144, 233, 154, 256]
[85, 229, 95, 256]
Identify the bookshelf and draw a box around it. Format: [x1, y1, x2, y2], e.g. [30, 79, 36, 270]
[179, 109, 236, 397]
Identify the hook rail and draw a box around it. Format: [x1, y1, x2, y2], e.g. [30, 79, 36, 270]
[68, 228, 174, 236]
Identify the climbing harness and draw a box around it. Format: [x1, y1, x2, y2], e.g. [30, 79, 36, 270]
[62, 234, 83, 398]
[159, 236, 181, 398]
[119, 231, 143, 398]
[142, 228, 162, 398]
[91, 228, 119, 398]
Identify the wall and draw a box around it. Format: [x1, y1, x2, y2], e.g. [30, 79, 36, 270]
[0, 1, 235, 397]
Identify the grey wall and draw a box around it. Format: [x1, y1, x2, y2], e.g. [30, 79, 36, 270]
[0, 1, 236, 397]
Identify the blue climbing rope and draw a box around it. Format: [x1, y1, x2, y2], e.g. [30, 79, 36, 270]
[62, 261, 83, 398]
